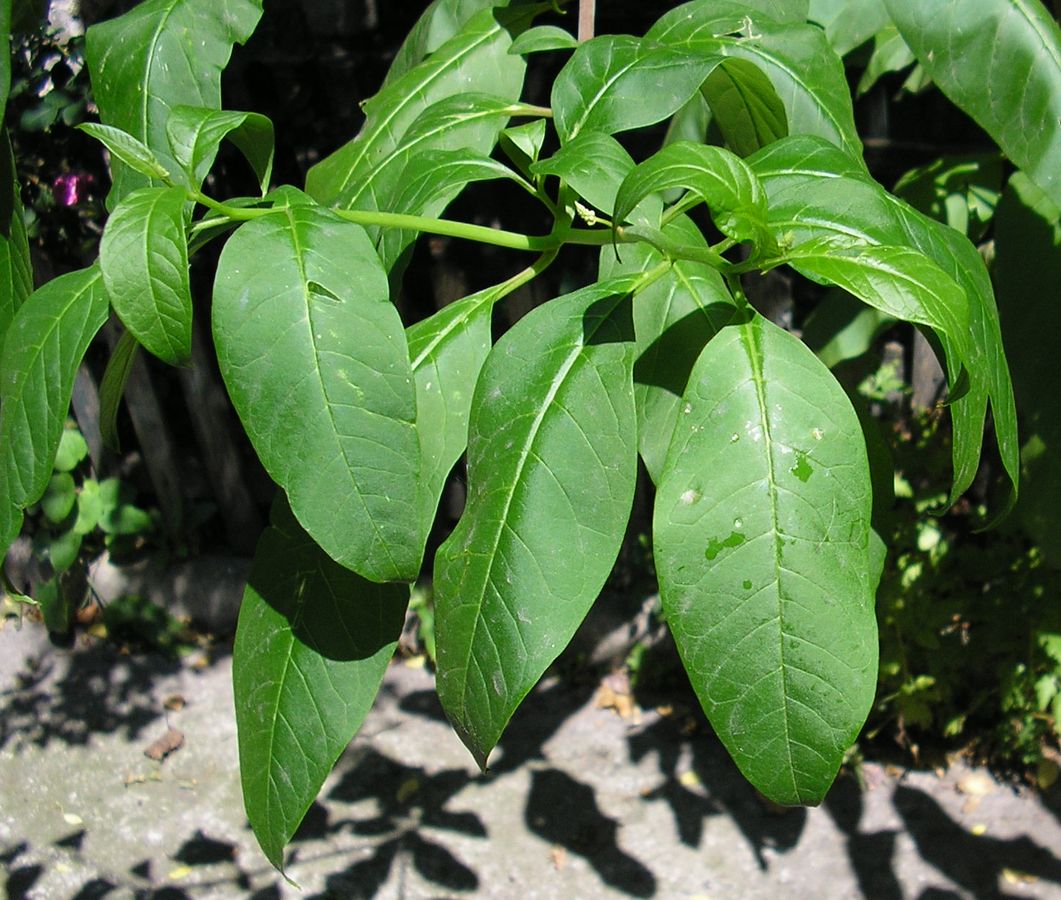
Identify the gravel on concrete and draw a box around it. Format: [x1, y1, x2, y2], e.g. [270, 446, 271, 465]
[2, 620, 1061, 899]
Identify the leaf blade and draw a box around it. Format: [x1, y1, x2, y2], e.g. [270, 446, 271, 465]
[655, 315, 877, 805]
[434, 278, 640, 766]
[234, 498, 407, 870]
[100, 185, 193, 366]
[212, 194, 421, 582]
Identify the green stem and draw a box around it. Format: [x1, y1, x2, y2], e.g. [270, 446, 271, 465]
[333, 208, 620, 252]
[192, 191, 277, 222]
[507, 102, 553, 119]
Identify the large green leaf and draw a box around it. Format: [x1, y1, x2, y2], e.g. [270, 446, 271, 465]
[655, 314, 877, 805]
[886, 0, 1061, 210]
[377, 148, 522, 272]
[994, 172, 1061, 560]
[0, 266, 110, 508]
[407, 286, 496, 525]
[648, 2, 864, 163]
[434, 278, 640, 767]
[531, 131, 661, 223]
[551, 34, 723, 143]
[212, 191, 421, 583]
[99, 185, 192, 366]
[306, 4, 529, 209]
[323, 93, 521, 240]
[85, 0, 263, 206]
[599, 217, 738, 483]
[809, 0, 890, 56]
[234, 497, 407, 871]
[0, 133, 32, 347]
[702, 57, 788, 157]
[750, 136, 1019, 508]
[166, 106, 274, 195]
[784, 241, 970, 366]
[382, 0, 510, 88]
[614, 141, 770, 249]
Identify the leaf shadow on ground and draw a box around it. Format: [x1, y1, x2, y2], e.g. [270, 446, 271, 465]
[0, 628, 230, 751]
[892, 784, 1061, 898]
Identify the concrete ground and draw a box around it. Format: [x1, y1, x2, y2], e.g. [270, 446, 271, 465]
[2, 620, 1061, 899]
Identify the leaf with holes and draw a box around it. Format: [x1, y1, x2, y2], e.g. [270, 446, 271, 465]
[234, 497, 408, 871]
[434, 277, 640, 768]
[212, 190, 421, 582]
[654, 314, 877, 805]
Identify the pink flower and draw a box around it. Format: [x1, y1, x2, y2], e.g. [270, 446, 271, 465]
[52, 172, 93, 206]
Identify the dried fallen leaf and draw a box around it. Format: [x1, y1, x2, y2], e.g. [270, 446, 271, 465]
[957, 771, 995, 812]
[144, 728, 185, 762]
[163, 694, 186, 711]
[1002, 868, 1038, 885]
[595, 671, 641, 722]
[550, 844, 567, 870]
[678, 770, 701, 789]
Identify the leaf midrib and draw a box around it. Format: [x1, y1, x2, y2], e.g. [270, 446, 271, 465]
[740, 317, 800, 802]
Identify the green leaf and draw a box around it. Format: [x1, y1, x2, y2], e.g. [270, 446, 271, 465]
[318, 93, 522, 233]
[509, 24, 577, 54]
[648, 4, 864, 163]
[600, 216, 738, 483]
[306, 4, 529, 209]
[48, 528, 81, 573]
[784, 241, 970, 366]
[383, 0, 512, 88]
[0, 471, 21, 558]
[499, 118, 547, 176]
[886, 0, 1061, 210]
[0, 266, 110, 509]
[377, 148, 524, 272]
[100, 186, 193, 366]
[85, 0, 264, 205]
[552, 35, 723, 143]
[166, 106, 274, 195]
[654, 314, 877, 806]
[614, 141, 770, 248]
[702, 57, 788, 157]
[750, 136, 1019, 507]
[995, 172, 1061, 560]
[98, 328, 140, 452]
[0, 133, 33, 347]
[434, 277, 640, 767]
[234, 497, 408, 870]
[74, 478, 101, 535]
[808, 0, 890, 56]
[802, 289, 894, 369]
[857, 25, 915, 96]
[408, 286, 495, 525]
[76, 123, 172, 183]
[41, 472, 76, 524]
[53, 428, 89, 473]
[212, 193, 421, 583]
[531, 132, 661, 223]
